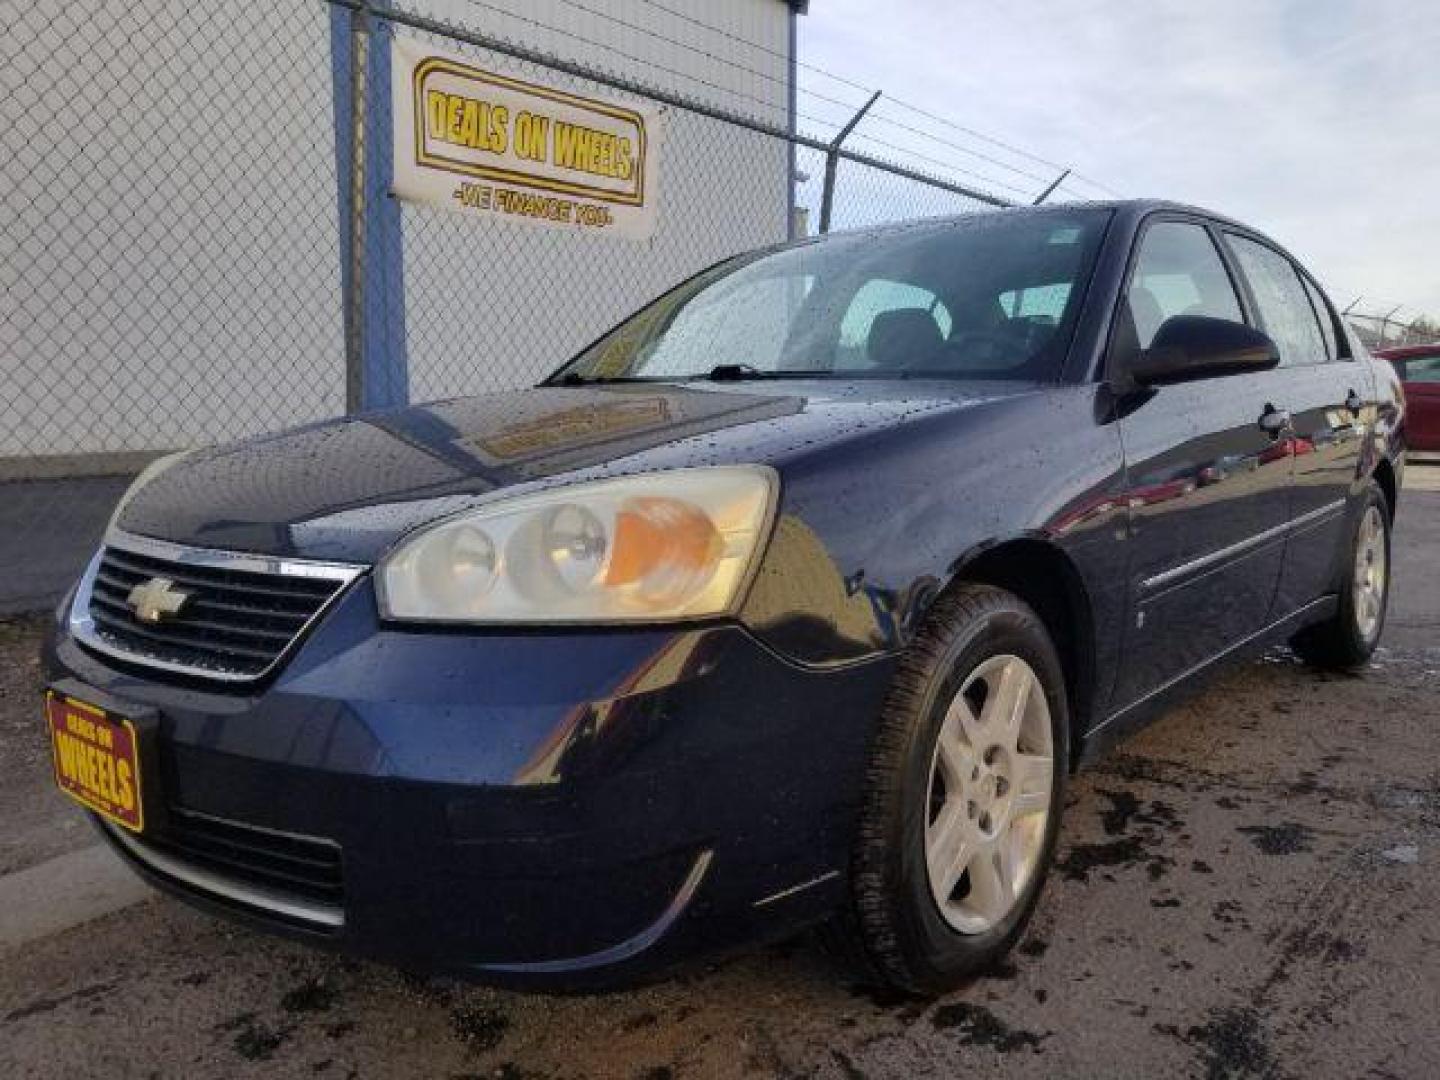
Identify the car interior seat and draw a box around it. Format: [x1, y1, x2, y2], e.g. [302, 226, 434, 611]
[867, 308, 944, 371]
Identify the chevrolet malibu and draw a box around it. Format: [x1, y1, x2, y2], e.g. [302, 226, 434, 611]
[44, 201, 1404, 994]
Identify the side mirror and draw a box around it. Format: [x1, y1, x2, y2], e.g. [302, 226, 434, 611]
[1128, 315, 1280, 386]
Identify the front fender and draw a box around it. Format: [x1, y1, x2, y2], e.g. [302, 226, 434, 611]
[737, 386, 1129, 674]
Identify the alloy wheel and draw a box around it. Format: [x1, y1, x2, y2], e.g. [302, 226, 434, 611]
[923, 654, 1054, 934]
[1353, 505, 1387, 643]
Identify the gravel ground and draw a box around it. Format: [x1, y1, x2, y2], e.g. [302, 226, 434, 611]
[2, 481, 1436, 1080]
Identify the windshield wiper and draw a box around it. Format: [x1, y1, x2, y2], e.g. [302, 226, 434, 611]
[705, 363, 765, 381]
[701, 364, 821, 382]
[549, 365, 822, 386]
[547, 371, 649, 386]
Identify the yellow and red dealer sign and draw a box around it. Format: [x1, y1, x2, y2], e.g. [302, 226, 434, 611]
[392, 38, 662, 239]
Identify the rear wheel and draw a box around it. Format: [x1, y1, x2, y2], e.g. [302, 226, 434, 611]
[834, 583, 1068, 994]
[1292, 481, 1391, 669]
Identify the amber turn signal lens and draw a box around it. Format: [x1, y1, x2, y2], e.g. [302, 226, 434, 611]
[606, 497, 723, 602]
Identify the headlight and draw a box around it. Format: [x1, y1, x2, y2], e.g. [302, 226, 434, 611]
[377, 466, 778, 624]
[108, 450, 193, 531]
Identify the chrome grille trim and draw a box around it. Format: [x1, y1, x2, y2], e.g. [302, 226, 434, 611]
[70, 529, 366, 684]
[102, 818, 345, 930]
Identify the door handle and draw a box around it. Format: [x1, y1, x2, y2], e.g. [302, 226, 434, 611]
[1258, 404, 1292, 438]
[1345, 389, 1363, 415]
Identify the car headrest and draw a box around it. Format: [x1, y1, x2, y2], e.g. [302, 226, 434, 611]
[867, 308, 943, 370]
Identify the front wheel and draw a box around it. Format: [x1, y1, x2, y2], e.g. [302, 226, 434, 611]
[834, 583, 1068, 994]
[1292, 480, 1391, 669]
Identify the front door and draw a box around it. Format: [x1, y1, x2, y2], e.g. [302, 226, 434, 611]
[1111, 217, 1293, 709]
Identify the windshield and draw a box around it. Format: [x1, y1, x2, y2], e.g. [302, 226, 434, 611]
[552, 209, 1110, 383]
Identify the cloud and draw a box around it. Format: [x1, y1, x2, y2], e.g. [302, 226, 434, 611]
[800, 0, 1440, 316]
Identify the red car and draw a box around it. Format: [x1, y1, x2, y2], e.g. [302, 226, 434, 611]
[1377, 345, 1440, 453]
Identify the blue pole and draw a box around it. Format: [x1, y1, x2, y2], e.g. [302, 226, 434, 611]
[328, 5, 360, 411]
[786, 7, 798, 240]
[361, 5, 409, 410]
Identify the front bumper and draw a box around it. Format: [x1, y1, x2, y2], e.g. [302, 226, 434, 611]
[44, 577, 894, 986]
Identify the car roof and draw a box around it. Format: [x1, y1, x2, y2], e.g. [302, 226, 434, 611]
[832, 199, 1252, 241]
[1375, 344, 1440, 359]
[814, 199, 1322, 291]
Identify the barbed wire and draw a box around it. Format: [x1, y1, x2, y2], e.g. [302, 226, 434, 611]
[450, 0, 798, 126]
[844, 131, 1036, 201]
[377, 0, 1011, 210]
[630, 0, 1122, 198]
[492, 0, 1116, 201]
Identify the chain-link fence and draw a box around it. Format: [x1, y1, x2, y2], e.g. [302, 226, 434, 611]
[1, 1, 345, 467]
[1345, 310, 1440, 352]
[1, 0, 1009, 478]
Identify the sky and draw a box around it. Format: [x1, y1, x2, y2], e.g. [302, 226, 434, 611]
[798, 0, 1440, 322]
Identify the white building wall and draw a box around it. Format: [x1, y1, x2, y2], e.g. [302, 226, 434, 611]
[0, 0, 794, 459]
[1, 0, 345, 458]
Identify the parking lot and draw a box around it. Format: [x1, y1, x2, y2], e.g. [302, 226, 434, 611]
[2, 473, 1437, 1080]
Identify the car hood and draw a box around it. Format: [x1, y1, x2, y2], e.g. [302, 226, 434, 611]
[116, 380, 1037, 563]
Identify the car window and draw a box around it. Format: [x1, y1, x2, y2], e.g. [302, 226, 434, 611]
[1301, 276, 1340, 361]
[1227, 235, 1328, 367]
[836, 279, 952, 370]
[1127, 221, 1243, 349]
[1402, 355, 1440, 382]
[635, 275, 815, 376]
[999, 283, 1071, 324]
[561, 209, 1112, 383]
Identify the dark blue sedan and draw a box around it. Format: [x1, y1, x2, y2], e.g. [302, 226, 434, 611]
[43, 201, 1404, 993]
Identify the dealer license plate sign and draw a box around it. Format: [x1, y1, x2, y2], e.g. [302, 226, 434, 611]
[46, 690, 145, 833]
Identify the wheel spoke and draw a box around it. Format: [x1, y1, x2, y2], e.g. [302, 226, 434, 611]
[936, 700, 978, 792]
[997, 827, 1021, 894]
[942, 687, 983, 750]
[1012, 752, 1053, 818]
[967, 843, 1014, 922]
[926, 802, 970, 899]
[981, 658, 1030, 750]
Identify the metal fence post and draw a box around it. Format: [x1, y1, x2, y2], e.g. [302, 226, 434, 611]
[332, 0, 407, 414]
[1380, 304, 1404, 350]
[818, 90, 880, 234]
[1032, 169, 1069, 205]
[341, 4, 370, 413]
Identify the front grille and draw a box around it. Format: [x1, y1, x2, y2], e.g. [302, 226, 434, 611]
[104, 809, 345, 931]
[77, 537, 361, 682]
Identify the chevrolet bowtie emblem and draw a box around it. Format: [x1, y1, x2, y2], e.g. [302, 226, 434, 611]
[127, 576, 192, 624]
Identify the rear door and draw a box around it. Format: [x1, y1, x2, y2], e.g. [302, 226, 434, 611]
[1111, 216, 1293, 709]
[1222, 233, 1365, 615]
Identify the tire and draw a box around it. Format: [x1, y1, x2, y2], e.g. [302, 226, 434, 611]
[832, 582, 1069, 995]
[1291, 480, 1391, 670]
